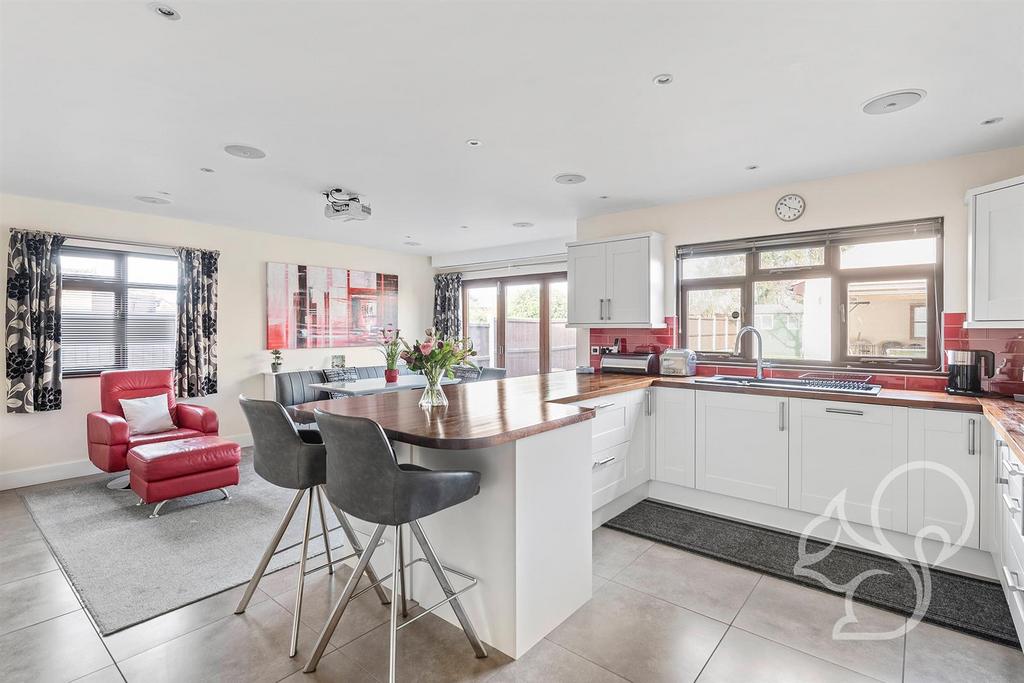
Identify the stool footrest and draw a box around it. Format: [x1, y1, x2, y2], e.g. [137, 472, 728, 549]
[396, 559, 478, 631]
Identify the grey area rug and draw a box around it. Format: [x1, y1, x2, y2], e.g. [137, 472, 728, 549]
[606, 499, 1019, 648]
[21, 450, 339, 635]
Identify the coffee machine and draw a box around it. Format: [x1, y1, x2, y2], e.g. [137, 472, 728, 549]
[945, 349, 995, 396]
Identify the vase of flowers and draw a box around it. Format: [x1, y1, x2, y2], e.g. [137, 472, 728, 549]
[379, 327, 402, 383]
[270, 349, 283, 373]
[400, 328, 476, 408]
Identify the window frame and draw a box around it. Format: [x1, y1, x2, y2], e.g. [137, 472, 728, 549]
[60, 246, 178, 378]
[676, 220, 943, 371]
[460, 272, 572, 375]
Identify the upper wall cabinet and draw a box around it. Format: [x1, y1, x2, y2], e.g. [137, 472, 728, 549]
[566, 233, 665, 327]
[967, 175, 1024, 327]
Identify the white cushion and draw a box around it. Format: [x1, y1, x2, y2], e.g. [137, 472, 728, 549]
[119, 395, 176, 436]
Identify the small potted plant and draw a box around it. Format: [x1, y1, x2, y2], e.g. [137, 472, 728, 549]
[379, 326, 402, 383]
[401, 328, 476, 408]
[270, 349, 283, 373]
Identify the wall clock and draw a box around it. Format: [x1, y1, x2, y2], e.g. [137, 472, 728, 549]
[775, 194, 805, 222]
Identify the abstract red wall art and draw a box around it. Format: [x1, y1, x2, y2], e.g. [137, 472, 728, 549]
[266, 262, 399, 349]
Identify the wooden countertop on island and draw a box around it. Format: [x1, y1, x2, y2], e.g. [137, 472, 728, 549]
[291, 370, 1001, 451]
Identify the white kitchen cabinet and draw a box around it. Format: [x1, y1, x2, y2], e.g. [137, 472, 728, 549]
[967, 175, 1024, 327]
[695, 391, 789, 507]
[997, 440, 1024, 645]
[654, 386, 696, 487]
[573, 390, 649, 511]
[566, 233, 664, 327]
[789, 399, 909, 532]
[907, 410, 982, 548]
[625, 390, 654, 490]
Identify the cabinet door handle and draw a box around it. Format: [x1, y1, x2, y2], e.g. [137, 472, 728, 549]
[645, 390, 652, 416]
[593, 455, 616, 468]
[968, 418, 976, 455]
[606, 298, 612, 320]
[1003, 493, 1022, 514]
[1004, 566, 1024, 593]
[778, 401, 786, 431]
[592, 402, 615, 410]
[825, 407, 864, 416]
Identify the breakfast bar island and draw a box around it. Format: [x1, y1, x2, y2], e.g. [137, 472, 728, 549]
[291, 373, 639, 658]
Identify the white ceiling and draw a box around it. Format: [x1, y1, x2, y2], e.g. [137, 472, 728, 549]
[1, 1, 1022, 256]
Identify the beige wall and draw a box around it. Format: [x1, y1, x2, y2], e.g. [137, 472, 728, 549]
[0, 194, 435, 487]
[577, 145, 1024, 330]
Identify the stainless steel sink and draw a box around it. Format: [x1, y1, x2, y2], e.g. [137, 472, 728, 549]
[694, 374, 882, 396]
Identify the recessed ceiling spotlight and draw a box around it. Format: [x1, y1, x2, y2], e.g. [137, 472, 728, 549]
[598, 195, 609, 200]
[981, 117, 1004, 126]
[466, 139, 483, 147]
[148, 3, 181, 20]
[199, 167, 216, 173]
[745, 164, 760, 171]
[512, 221, 534, 228]
[135, 195, 172, 205]
[224, 144, 266, 159]
[403, 240, 422, 247]
[861, 89, 926, 115]
[554, 173, 587, 185]
[652, 73, 674, 85]
[460, 225, 470, 230]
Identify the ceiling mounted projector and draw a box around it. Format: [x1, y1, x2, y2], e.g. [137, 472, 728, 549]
[323, 188, 371, 221]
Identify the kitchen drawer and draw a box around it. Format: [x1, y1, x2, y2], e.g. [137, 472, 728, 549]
[592, 442, 629, 510]
[1001, 495, 1024, 644]
[575, 391, 642, 452]
[797, 399, 894, 425]
[1001, 445, 1024, 537]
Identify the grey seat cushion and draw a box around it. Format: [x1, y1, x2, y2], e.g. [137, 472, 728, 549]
[480, 367, 507, 381]
[275, 370, 328, 407]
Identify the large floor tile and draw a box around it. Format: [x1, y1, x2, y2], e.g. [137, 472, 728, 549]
[118, 598, 329, 683]
[613, 543, 761, 622]
[0, 569, 81, 636]
[697, 627, 879, 683]
[103, 584, 271, 662]
[0, 510, 43, 549]
[904, 620, 1024, 683]
[340, 609, 512, 682]
[733, 576, 905, 683]
[0, 538, 58, 586]
[0, 610, 114, 683]
[271, 563, 397, 648]
[487, 638, 628, 682]
[279, 648, 380, 682]
[548, 581, 727, 682]
[592, 527, 654, 579]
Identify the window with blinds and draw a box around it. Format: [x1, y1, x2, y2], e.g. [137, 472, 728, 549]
[60, 247, 178, 377]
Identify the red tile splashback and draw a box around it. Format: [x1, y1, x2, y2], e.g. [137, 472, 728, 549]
[585, 313, 1024, 396]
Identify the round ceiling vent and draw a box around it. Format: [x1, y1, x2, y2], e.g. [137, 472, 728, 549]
[554, 173, 587, 185]
[148, 3, 181, 20]
[224, 144, 267, 159]
[135, 195, 172, 205]
[512, 222, 534, 228]
[862, 89, 926, 115]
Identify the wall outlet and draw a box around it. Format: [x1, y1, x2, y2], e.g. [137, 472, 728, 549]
[590, 345, 600, 355]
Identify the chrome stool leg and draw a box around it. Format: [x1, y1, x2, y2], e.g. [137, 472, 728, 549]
[398, 525, 408, 617]
[325, 491, 391, 605]
[290, 489, 315, 657]
[409, 520, 487, 657]
[389, 525, 402, 683]
[304, 524, 387, 673]
[314, 487, 334, 575]
[235, 489, 305, 614]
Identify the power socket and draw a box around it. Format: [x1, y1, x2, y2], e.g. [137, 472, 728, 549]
[590, 345, 600, 355]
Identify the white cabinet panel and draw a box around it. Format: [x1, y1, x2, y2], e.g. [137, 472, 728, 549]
[696, 391, 788, 506]
[655, 387, 696, 487]
[591, 441, 630, 510]
[605, 237, 650, 324]
[907, 410, 981, 548]
[1000, 482, 1024, 645]
[789, 399, 908, 532]
[625, 391, 653, 489]
[968, 177, 1024, 325]
[567, 242, 607, 325]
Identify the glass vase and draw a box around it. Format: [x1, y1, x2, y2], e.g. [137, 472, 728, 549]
[419, 367, 448, 408]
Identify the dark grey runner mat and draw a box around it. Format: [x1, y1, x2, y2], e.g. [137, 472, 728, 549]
[605, 499, 1018, 648]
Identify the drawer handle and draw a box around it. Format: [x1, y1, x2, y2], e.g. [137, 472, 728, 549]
[592, 402, 616, 410]
[1003, 493, 1022, 514]
[1003, 459, 1024, 478]
[825, 407, 864, 416]
[593, 455, 616, 468]
[1004, 566, 1024, 593]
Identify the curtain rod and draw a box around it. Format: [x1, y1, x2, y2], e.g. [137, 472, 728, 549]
[8, 227, 220, 255]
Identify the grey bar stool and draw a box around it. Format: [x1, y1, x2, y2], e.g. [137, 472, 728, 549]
[304, 409, 487, 681]
[234, 396, 391, 657]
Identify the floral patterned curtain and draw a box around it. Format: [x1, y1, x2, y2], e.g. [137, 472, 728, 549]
[432, 272, 463, 339]
[6, 229, 66, 413]
[174, 247, 219, 398]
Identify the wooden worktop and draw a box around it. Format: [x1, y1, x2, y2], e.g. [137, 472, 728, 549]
[292, 370, 992, 450]
[981, 398, 1024, 463]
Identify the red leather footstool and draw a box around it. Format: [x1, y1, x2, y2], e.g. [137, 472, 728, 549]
[127, 436, 241, 518]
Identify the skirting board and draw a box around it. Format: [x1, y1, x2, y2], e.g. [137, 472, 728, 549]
[0, 431, 254, 491]
[647, 480, 998, 581]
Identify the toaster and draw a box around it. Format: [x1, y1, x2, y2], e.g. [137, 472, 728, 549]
[659, 348, 697, 376]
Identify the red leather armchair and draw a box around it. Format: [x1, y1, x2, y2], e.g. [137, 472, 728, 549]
[87, 369, 219, 474]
